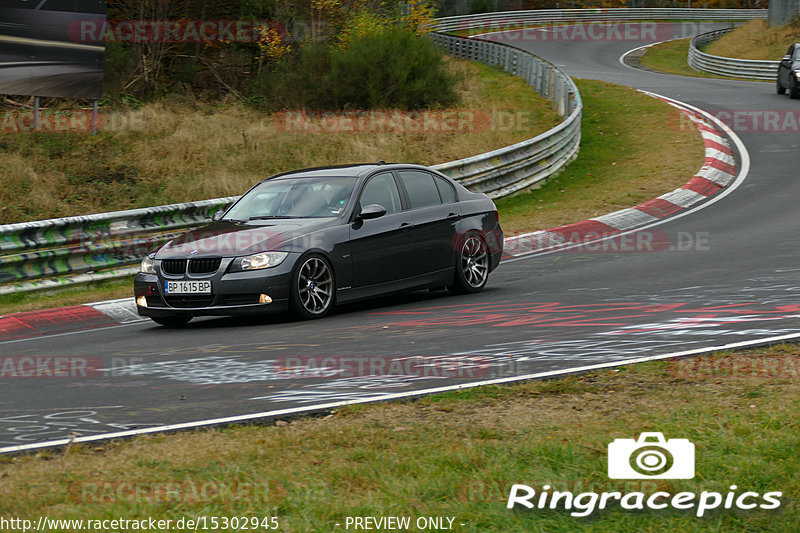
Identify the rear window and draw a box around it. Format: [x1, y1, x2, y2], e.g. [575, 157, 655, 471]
[434, 176, 456, 204]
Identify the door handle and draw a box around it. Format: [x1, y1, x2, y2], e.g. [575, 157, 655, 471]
[447, 213, 459, 220]
[400, 222, 413, 231]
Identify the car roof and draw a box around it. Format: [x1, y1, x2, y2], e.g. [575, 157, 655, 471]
[265, 163, 439, 181]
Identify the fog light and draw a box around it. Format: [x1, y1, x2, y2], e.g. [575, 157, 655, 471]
[136, 296, 147, 307]
[259, 294, 272, 304]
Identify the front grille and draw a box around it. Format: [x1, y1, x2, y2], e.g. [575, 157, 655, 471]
[164, 295, 215, 308]
[222, 294, 260, 306]
[189, 257, 222, 274]
[161, 259, 187, 275]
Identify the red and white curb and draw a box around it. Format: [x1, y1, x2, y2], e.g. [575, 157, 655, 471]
[503, 93, 737, 257]
[0, 94, 741, 343]
[0, 298, 143, 342]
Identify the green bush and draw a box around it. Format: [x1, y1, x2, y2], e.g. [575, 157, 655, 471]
[247, 29, 459, 111]
[327, 27, 459, 110]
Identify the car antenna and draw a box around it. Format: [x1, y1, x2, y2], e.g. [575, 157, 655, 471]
[377, 160, 386, 165]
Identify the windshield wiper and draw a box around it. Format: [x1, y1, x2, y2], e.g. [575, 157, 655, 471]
[247, 215, 299, 220]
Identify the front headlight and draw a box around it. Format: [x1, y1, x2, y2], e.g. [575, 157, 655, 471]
[794, 70, 800, 79]
[140, 255, 156, 274]
[234, 251, 288, 271]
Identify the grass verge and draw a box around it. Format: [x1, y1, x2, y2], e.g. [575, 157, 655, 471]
[0, 276, 134, 316]
[0, 78, 703, 314]
[706, 19, 800, 60]
[640, 31, 787, 82]
[638, 38, 721, 79]
[495, 78, 703, 234]
[1, 345, 797, 531]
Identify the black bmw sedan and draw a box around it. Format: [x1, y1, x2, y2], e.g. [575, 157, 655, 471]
[777, 43, 800, 99]
[134, 163, 504, 326]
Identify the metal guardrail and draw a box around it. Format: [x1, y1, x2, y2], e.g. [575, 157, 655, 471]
[430, 32, 581, 199]
[688, 28, 779, 81]
[435, 8, 766, 32]
[0, 28, 582, 295]
[0, 199, 237, 294]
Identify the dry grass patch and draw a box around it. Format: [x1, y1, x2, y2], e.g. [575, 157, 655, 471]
[706, 19, 800, 60]
[0, 58, 560, 225]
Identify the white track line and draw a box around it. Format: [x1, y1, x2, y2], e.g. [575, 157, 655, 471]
[2, 329, 796, 455]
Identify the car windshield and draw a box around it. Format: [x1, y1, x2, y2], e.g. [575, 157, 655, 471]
[223, 176, 358, 220]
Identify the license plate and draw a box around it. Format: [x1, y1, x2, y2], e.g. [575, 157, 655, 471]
[164, 280, 212, 294]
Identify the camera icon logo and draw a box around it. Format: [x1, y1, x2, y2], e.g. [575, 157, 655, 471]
[608, 432, 695, 479]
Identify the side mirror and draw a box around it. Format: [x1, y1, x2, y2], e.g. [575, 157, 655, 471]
[358, 204, 387, 220]
[211, 211, 224, 222]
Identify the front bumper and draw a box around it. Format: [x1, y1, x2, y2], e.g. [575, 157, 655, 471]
[134, 254, 297, 317]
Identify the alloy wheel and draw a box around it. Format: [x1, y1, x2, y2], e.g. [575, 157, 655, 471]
[460, 236, 489, 289]
[297, 257, 334, 315]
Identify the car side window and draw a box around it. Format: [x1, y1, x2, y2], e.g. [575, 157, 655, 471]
[434, 176, 456, 204]
[788, 45, 794, 58]
[398, 170, 442, 209]
[359, 172, 402, 214]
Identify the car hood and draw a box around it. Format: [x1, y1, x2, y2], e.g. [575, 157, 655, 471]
[154, 219, 335, 258]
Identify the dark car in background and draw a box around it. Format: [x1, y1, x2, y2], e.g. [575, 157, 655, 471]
[777, 43, 800, 99]
[134, 163, 504, 326]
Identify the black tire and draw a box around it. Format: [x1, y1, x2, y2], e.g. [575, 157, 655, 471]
[777, 79, 786, 95]
[791, 79, 800, 99]
[448, 233, 490, 294]
[150, 315, 192, 327]
[290, 254, 335, 319]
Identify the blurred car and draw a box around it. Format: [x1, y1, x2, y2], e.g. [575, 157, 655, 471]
[134, 163, 503, 326]
[777, 43, 800, 99]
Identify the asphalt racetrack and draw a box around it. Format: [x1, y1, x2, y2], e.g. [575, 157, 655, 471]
[2, 23, 798, 452]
